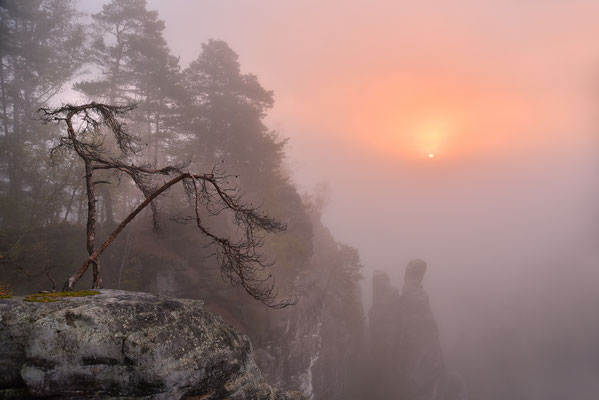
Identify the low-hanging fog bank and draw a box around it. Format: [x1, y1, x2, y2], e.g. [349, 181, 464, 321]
[310, 133, 599, 400]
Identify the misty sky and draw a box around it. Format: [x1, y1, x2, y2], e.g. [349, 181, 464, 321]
[115, 0, 599, 262]
[77, 1, 599, 397]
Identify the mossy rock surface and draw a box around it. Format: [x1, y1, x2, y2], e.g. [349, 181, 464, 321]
[23, 290, 99, 303]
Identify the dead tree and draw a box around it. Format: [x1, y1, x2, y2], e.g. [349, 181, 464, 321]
[39, 102, 294, 308]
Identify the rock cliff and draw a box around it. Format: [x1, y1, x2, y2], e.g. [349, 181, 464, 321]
[141, 213, 367, 400]
[368, 270, 402, 398]
[0, 289, 301, 400]
[369, 260, 467, 400]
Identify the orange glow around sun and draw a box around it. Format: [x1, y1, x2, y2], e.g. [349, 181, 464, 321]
[376, 104, 462, 161]
[411, 118, 451, 158]
[294, 70, 539, 163]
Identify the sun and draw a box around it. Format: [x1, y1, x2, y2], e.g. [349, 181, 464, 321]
[413, 118, 450, 160]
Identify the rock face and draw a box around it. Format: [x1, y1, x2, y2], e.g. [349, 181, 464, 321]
[397, 259, 446, 400]
[0, 289, 301, 400]
[369, 260, 465, 400]
[368, 270, 401, 398]
[158, 215, 368, 400]
[251, 296, 323, 399]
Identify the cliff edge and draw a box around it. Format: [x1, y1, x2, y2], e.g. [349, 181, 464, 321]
[0, 289, 301, 400]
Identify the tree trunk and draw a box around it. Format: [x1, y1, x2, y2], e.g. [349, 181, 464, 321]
[103, 186, 115, 226]
[9, 76, 20, 198]
[84, 160, 102, 289]
[76, 189, 84, 225]
[0, 48, 10, 139]
[64, 173, 188, 290]
[63, 181, 81, 222]
[117, 224, 135, 289]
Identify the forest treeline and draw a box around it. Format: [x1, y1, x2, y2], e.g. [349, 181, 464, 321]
[0, 1, 365, 397]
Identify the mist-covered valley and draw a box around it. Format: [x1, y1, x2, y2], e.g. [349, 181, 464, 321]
[1, 1, 599, 399]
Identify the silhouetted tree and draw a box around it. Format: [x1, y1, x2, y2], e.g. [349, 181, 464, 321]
[39, 102, 294, 308]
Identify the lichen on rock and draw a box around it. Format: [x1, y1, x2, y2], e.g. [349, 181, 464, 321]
[0, 289, 301, 399]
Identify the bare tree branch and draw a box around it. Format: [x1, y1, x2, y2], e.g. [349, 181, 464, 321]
[39, 102, 295, 308]
[0, 258, 57, 291]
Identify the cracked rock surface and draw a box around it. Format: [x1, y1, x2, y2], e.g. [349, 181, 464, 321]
[0, 289, 301, 399]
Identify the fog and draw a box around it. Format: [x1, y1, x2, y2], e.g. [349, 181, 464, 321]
[7, 0, 599, 398]
[128, 1, 599, 398]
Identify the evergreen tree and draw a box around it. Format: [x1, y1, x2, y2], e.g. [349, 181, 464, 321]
[75, 0, 168, 104]
[74, 0, 184, 223]
[182, 39, 284, 180]
[182, 40, 313, 286]
[0, 0, 85, 226]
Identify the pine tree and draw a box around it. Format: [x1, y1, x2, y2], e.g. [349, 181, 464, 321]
[182, 39, 284, 179]
[0, 0, 85, 226]
[74, 0, 184, 223]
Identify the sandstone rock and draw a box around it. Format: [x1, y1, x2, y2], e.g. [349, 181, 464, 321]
[369, 270, 401, 399]
[404, 258, 427, 288]
[369, 260, 467, 400]
[0, 289, 301, 400]
[397, 260, 446, 400]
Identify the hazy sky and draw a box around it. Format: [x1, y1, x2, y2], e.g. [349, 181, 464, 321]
[80, 1, 599, 397]
[129, 0, 599, 284]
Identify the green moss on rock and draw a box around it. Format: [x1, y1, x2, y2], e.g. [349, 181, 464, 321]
[24, 290, 100, 303]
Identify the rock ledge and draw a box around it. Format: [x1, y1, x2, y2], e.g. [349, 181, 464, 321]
[0, 289, 300, 399]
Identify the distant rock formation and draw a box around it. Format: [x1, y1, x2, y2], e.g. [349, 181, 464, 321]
[369, 270, 401, 398]
[369, 260, 467, 400]
[0, 290, 302, 400]
[397, 259, 446, 400]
